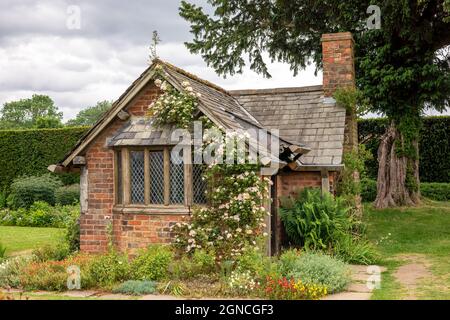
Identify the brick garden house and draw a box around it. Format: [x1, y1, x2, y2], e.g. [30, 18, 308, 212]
[50, 32, 357, 255]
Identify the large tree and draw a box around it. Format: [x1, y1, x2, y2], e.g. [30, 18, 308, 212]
[66, 100, 112, 127]
[180, 0, 450, 208]
[0, 94, 63, 129]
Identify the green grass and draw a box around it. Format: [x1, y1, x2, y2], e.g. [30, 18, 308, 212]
[0, 226, 64, 255]
[364, 200, 450, 299]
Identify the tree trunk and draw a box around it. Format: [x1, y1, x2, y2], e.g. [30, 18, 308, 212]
[374, 122, 420, 208]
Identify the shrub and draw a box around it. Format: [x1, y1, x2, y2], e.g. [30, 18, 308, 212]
[113, 280, 158, 295]
[279, 251, 351, 293]
[88, 251, 130, 287]
[361, 178, 377, 202]
[0, 190, 6, 209]
[280, 188, 351, 250]
[421, 182, 450, 201]
[65, 212, 80, 253]
[260, 275, 328, 300]
[0, 255, 34, 288]
[32, 244, 71, 263]
[0, 203, 79, 228]
[7, 174, 63, 209]
[0, 208, 28, 226]
[170, 249, 216, 279]
[234, 246, 277, 280]
[19, 254, 96, 291]
[277, 249, 301, 276]
[27, 201, 58, 227]
[55, 184, 80, 206]
[333, 235, 379, 265]
[131, 245, 174, 281]
[360, 180, 450, 202]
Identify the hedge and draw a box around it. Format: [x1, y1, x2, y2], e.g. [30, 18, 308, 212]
[420, 183, 450, 202]
[361, 179, 450, 202]
[359, 116, 450, 183]
[0, 127, 88, 192]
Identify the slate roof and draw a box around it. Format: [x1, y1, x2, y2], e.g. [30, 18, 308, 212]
[230, 86, 346, 165]
[57, 60, 345, 169]
[160, 61, 261, 129]
[108, 117, 186, 147]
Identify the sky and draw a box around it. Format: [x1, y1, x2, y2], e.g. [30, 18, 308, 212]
[0, 0, 321, 122]
[0, 1, 446, 121]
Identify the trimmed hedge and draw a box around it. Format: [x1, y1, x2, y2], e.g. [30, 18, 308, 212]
[361, 179, 450, 202]
[359, 116, 450, 183]
[420, 183, 450, 201]
[0, 126, 88, 191]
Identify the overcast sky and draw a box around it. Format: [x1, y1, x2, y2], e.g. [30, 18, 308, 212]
[0, 0, 322, 121]
[1, 1, 446, 121]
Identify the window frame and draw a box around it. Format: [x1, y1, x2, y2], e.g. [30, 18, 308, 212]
[114, 146, 198, 210]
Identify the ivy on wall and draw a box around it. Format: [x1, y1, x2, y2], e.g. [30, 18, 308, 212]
[0, 127, 88, 191]
[359, 116, 450, 183]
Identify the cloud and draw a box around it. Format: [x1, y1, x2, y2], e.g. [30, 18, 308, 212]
[2, 0, 441, 122]
[0, 0, 323, 122]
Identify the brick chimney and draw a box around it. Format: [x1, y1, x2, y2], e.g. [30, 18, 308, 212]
[321, 32, 356, 97]
[321, 32, 361, 214]
[321, 32, 357, 154]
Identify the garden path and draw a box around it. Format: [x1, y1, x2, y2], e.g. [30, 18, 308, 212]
[323, 265, 386, 300]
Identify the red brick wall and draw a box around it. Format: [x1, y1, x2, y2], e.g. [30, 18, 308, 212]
[273, 171, 336, 251]
[321, 32, 355, 97]
[79, 83, 188, 254]
[276, 171, 322, 198]
[112, 214, 185, 252]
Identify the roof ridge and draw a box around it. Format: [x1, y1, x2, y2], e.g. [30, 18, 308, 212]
[154, 58, 229, 94]
[229, 85, 323, 96]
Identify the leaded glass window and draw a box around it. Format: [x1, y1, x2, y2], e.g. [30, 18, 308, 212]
[193, 164, 207, 204]
[150, 151, 164, 204]
[130, 151, 145, 204]
[115, 147, 205, 207]
[170, 150, 184, 204]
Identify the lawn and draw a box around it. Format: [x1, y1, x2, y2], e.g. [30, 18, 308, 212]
[0, 226, 64, 256]
[364, 200, 450, 300]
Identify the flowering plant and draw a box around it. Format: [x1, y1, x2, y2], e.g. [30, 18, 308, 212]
[227, 270, 259, 296]
[261, 275, 327, 300]
[147, 77, 200, 129]
[173, 163, 271, 261]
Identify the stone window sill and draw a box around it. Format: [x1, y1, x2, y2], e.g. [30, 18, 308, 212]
[112, 205, 191, 215]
